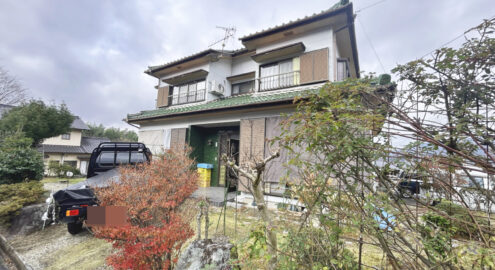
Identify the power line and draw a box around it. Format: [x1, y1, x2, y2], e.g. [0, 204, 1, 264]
[419, 15, 495, 59]
[357, 16, 387, 73]
[355, 0, 387, 13]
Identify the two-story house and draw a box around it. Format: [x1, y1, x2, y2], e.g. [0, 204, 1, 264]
[126, 1, 392, 196]
[39, 117, 109, 175]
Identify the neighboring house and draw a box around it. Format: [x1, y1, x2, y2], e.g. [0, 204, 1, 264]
[39, 117, 109, 175]
[126, 1, 393, 195]
[0, 104, 14, 118]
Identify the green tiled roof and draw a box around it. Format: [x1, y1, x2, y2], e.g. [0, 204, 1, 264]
[127, 86, 321, 122]
[126, 74, 392, 122]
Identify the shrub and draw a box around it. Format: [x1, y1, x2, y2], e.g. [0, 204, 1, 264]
[91, 147, 198, 269]
[0, 181, 45, 225]
[422, 200, 489, 240]
[47, 162, 80, 177]
[0, 133, 43, 184]
[279, 225, 358, 269]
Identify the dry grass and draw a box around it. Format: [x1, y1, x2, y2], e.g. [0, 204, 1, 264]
[182, 200, 390, 269]
[45, 237, 111, 270]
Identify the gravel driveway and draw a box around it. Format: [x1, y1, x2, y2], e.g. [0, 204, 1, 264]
[7, 223, 111, 270]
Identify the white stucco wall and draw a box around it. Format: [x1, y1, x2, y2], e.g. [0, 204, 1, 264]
[42, 130, 82, 146]
[231, 55, 257, 76]
[207, 57, 232, 100]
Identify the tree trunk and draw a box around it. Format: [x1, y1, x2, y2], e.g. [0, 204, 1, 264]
[252, 180, 278, 269]
[223, 152, 280, 270]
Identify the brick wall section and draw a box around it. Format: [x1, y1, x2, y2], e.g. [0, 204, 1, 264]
[239, 118, 265, 192]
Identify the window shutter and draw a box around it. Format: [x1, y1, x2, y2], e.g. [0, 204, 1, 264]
[238, 118, 265, 192]
[299, 48, 329, 84]
[156, 86, 169, 108]
[313, 48, 329, 81]
[170, 128, 187, 149]
[300, 53, 313, 84]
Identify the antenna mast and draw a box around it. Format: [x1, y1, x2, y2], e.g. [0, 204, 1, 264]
[208, 26, 236, 52]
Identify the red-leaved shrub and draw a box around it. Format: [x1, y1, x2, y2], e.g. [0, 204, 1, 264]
[92, 147, 198, 269]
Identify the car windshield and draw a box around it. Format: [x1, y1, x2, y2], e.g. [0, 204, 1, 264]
[96, 150, 146, 167]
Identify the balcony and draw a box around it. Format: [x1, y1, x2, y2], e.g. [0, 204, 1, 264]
[258, 71, 300, 92]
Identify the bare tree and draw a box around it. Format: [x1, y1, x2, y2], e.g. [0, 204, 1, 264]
[0, 67, 26, 105]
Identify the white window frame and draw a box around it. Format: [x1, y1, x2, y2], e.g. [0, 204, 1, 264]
[170, 80, 206, 105]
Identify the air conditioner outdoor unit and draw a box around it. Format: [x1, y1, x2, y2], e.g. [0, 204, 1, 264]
[209, 80, 225, 96]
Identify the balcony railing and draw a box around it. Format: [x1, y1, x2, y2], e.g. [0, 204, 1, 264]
[258, 71, 300, 92]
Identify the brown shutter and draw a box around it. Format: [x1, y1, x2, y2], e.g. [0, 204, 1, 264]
[300, 53, 313, 84]
[156, 86, 169, 108]
[238, 118, 265, 192]
[170, 128, 187, 149]
[299, 48, 329, 84]
[313, 48, 329, 81]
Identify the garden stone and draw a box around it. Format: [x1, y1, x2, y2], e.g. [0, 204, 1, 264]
[8, 203, 46, 235]
[176, 237, 235, 270]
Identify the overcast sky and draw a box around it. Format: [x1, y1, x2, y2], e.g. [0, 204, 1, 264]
[0, 0, 492, 129]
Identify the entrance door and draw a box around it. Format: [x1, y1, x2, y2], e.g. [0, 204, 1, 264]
[217, 131, 239, 188]
[80, 160, 88, 175]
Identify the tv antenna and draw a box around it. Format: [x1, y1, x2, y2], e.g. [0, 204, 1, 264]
[208, 26, 236, 52]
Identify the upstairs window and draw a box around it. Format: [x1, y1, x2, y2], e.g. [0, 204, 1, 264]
[61, 133, 71, 140]
[169, 80, 206, 105]
[337, 59, 350, 81]
[259, 58, 300, 91]
[232, 80, 254, 95]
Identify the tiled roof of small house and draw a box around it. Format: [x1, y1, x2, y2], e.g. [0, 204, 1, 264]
[71, 116, 90, 130]
[39, 144, 87, 154]
[39, 136, 110, 154]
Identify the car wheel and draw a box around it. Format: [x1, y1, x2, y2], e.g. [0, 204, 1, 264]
[67, 222, 83, 235]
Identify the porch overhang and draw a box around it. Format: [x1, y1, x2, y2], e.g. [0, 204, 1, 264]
[251, 42, 305, 63]
[162, 69, 208, 85]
